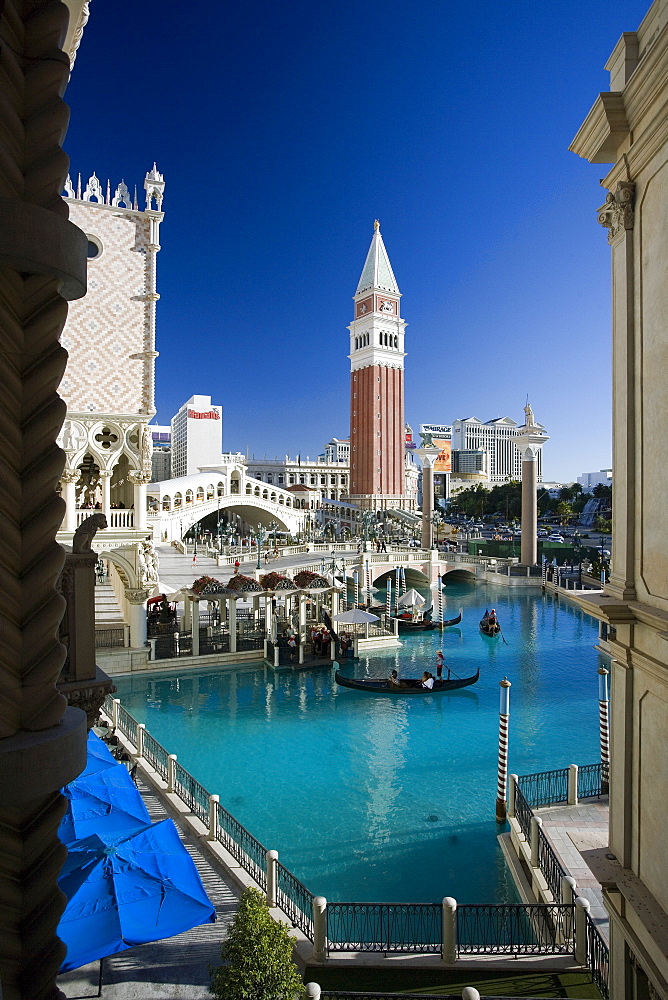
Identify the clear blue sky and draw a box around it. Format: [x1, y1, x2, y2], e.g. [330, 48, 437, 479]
[63, 0, 648, 482]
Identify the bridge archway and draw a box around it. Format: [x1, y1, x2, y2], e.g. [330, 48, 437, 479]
[150, 495, 304, 542]
[441, 568, 477, 582]
[371, 567, 430, 589]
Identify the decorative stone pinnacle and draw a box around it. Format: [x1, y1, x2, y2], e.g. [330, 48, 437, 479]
[598, 181, 635, 243]
[374, 219, 380, 231]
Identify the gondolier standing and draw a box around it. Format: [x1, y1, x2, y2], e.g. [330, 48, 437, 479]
[436, 651, 445, 679]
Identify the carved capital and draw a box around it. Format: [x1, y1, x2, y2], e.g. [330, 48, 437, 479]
[125, 588, 151, 605]
[97, 469, 113, 480]
[58, 668, 117, 729]
[128, 470, 152, 485]
[60, 468, 81, 485]
[597, 181, 635, 243]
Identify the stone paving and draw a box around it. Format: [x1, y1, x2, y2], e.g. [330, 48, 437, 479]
[536, 798, 609, 936]
[57, 778, 240, 1000]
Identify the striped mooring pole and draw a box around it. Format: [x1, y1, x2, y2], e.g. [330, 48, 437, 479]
[496, 678, 512, 822]
[598, 666, 610, 793]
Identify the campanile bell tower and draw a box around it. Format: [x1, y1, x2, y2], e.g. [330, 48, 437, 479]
[348, 222, 407, 510]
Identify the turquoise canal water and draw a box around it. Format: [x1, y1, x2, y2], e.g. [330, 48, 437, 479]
[113, 584, 608, 905]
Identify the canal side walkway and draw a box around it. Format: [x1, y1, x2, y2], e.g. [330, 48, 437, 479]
[501, 797, 609, 940]
[537, 800, 609, 935]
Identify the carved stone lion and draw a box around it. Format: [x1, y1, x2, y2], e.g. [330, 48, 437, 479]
[72, 512, 107, 552]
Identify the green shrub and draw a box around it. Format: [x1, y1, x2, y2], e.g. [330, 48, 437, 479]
[210, 887, 303, 1000]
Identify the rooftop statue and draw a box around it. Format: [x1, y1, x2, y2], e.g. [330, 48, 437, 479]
[524, 402, 536, 428]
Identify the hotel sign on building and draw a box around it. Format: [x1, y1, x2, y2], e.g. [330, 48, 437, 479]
[420, 425, 452, 473]
[187, 409, 221, 420]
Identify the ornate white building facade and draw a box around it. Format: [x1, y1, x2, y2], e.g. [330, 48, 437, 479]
[56, 166, 166, 646]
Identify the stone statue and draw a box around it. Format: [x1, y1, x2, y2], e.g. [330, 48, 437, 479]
[72, 512, 107, 552]
[524, 402, 536, 428]
[419, 430, 435, 448]
[138, 540, 159, 589]
[60, 419, 87, 454]
[140, 424, 153, 473]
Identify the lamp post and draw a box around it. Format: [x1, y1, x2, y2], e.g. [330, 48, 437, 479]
[269, 519, 279, 553]
[431, 510, 444, 550]
[573, 531, 582, 586]
[251, 523, 267, 570]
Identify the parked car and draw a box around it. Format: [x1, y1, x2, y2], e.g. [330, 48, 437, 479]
[537, 529, 549, 537]
[547, 534, 565, 543]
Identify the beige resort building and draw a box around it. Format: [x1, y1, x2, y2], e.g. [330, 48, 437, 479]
[570, 2, 668, 996]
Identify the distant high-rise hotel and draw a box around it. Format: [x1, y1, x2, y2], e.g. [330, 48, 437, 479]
[170, 394, 223, 477]
[348, 222, 409, 510]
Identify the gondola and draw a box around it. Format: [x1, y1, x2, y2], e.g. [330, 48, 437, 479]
[479, 614, 501, 637]
[438, 611, 462, 628]
[395, 615, 436, 631]
[393, 604, 436, 631]
[334, 668, 480, 694]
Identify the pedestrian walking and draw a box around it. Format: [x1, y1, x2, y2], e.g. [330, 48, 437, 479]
[234, 559, 240, 574]
[288, 634, 297, 662]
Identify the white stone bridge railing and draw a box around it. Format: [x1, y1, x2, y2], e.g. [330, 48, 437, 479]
[76, 508, 135, 529]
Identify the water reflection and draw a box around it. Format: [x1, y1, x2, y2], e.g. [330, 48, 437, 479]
[114, 586, 602, 904]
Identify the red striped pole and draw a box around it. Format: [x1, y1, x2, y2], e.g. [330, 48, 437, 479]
[496, 678, 512, 822]
[598, 666, 610, 793]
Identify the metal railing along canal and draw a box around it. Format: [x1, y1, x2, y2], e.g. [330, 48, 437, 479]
[102, 695, 606, 983]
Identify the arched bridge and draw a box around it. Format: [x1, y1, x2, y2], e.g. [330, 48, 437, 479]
[147, 470, 308, 540]
[355, 551, 482, 588]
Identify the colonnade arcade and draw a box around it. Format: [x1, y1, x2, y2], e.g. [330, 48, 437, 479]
[58, 416, 152, 532]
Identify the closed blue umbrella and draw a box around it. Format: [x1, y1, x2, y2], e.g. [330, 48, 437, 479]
[58, 818, 216, 971]
[59, 732, 151, 845]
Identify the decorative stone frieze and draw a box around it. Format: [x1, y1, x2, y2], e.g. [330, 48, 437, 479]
[128, 470, 152, 486]
[125, 588, 151, 604]
[597, 181, 635, 242]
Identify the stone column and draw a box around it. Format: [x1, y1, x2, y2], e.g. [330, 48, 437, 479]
[598, 182, 636, 601]
[99, 469, 113, 523]
[417, 446, 440, 551]
[61, 468, 81, 532]
[515, 407, 549, 567]
[128, 471, 151, 532]
[191, 599, 200, 656]
[229, 598, 238, 654]
[125, 588, 150, 648]
[0, 3, 90, 995]
[520, 447, 538, 566]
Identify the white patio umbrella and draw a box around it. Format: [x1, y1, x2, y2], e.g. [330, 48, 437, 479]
[333, 609, 380, 624]
[397, 588, 425, 608]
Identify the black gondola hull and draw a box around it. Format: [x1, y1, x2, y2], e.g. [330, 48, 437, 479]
[334, 668, 480, 694]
